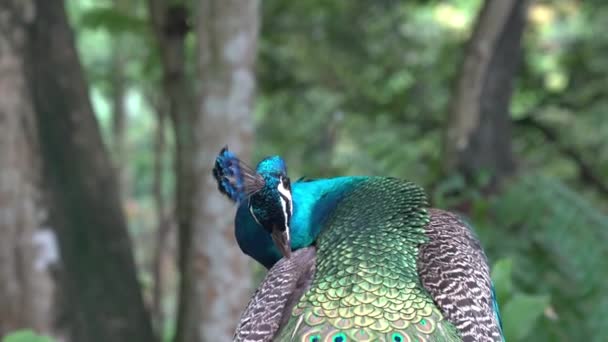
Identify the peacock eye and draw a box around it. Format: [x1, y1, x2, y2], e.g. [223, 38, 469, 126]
[391, 332, 404, 342]
[283, 177, 291, 190]
[331, 333, 347, 342]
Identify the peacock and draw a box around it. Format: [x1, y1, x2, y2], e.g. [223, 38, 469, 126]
[213, 147, 503, 342]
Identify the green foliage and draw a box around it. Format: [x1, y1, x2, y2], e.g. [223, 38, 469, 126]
[502, 293, 551, 342]
[490, 259, 513, 306]
[487, 174, 608, 341]
[256, 0, 482, 181]
[515, 2, 608, 195]
[492, 259, 550, 342]
[434, 172, 608, 341]
[2, 331, 55, 342]
[78, 8, 148, 35]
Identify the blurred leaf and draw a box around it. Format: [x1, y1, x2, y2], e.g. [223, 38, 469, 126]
[3, 330, 55, 342]
[502, 294, 550, 341]
[491, 174, 608, 340]
[79, 8, 148, 35]
[491, 258, 513, 304]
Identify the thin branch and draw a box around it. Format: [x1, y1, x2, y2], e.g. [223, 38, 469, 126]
[150, 95, 172, 335]
[515, 116, 608, 197]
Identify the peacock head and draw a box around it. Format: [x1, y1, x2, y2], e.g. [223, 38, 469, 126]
[212, 146, 293, 258]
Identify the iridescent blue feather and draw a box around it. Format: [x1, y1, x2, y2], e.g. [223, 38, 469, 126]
[491, 283, 505, 341]
[212, 146, 265, 203]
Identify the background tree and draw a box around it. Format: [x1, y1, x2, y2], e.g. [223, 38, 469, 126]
[0, 0, 57, 337]
[148, 0, 192, 333]
[174, 1, 259, 341]
[443, 0, 528, 185]
[24, 0, 156, 341]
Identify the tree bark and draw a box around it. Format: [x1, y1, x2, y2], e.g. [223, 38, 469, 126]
[24, 0, 156, 341]
[110, 35, 128, 197]
[151, 103, 171, 333]
[174, 1, 259, 341]
[0, 0, 58, 337]
[147, 0, 195, 338]
[443, 0, 529, 184]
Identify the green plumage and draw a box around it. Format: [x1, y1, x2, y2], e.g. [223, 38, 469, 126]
[275, 178, 460, 341]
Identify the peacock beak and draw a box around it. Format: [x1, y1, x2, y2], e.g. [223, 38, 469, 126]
[271, 228, 291, 259]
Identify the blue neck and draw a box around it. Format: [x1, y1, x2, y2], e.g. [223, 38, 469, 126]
[235, 176, 367, 268]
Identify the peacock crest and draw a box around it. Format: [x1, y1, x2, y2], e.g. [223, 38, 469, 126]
[213, 146, 265, 203]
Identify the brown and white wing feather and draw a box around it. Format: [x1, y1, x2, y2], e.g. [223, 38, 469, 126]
[418, 209, 503, 342]
[234, 247, 316, 342]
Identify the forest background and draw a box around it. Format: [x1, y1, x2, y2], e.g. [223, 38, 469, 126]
[1, 0, 607, 342]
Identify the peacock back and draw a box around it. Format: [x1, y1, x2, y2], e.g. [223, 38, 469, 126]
[275, 177, 461, 341]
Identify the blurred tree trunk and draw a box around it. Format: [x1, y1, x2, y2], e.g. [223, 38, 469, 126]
[151, 106, 171, 333]
[24, 0, 156, 341]
[443, 0, 529, 185]
[147, 0, 194, 337]
[110, 35, 128, 196]
[109, 0, 135, 199]
[174, 1, 260, 341]
[0, 0, 58, 337]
